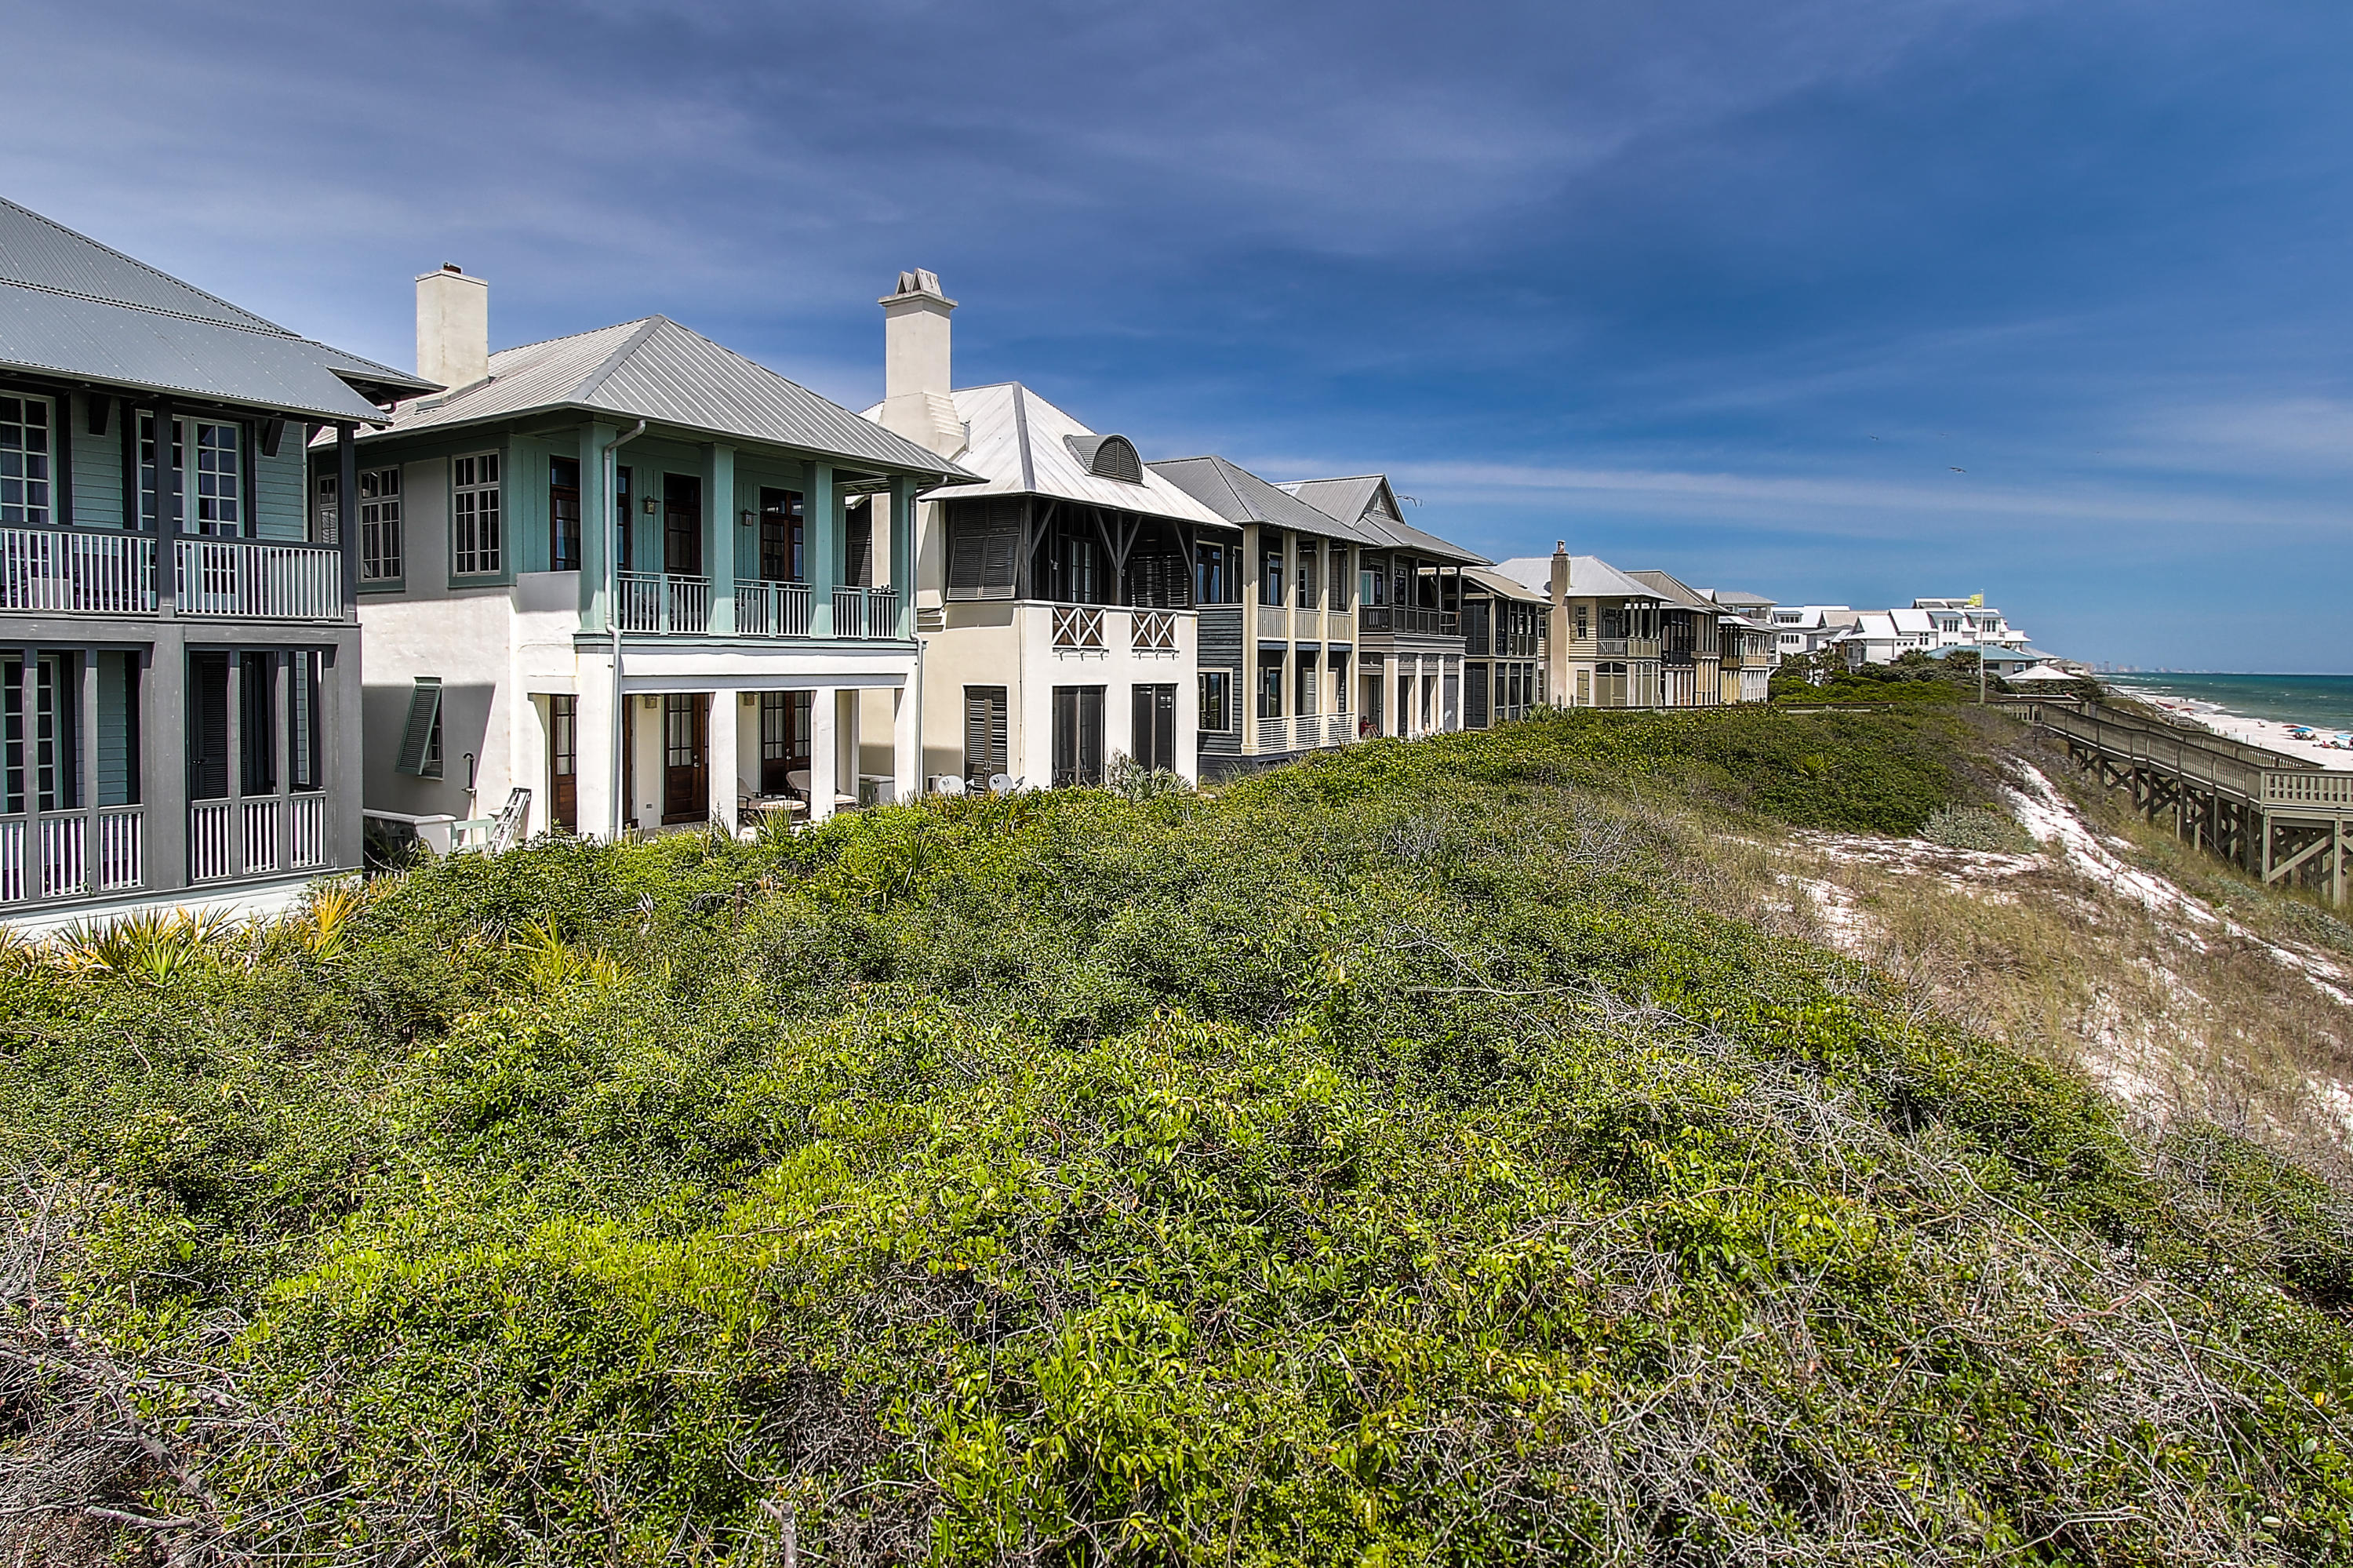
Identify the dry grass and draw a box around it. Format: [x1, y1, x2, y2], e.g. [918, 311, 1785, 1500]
[1676, 728, 2353, 1185]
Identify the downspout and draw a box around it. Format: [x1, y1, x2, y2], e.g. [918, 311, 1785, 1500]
[602, 419, 647, 839]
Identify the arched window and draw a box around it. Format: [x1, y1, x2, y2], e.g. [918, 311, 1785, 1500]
[1064, 433, 1144, 484]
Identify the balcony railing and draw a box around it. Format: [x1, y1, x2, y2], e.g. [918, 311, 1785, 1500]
[0, 529, 154, 613]
[616, 572, 709, 634]
[831, 585, 901, 639]
[1394, 607, 1460, 637]
[1324, 610, 1355, 642]
[188, 794, 325, 884]
[1133, 609, 1178, 651]
[1053, 605, 1106, 650]
[177, 539, 343, 620]
[736, 580, 813, 638]
[1257, 605, 1289, 642]
[0, 806, 144, 905]
[0, 531, 344, 622]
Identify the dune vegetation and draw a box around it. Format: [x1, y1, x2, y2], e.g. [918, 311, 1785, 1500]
[4, 707, 2351, 1566]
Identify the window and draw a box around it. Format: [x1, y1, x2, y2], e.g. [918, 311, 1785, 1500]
[1198, 670, 1232, 733]
[1260, 542, 1283, 605]
[314, 471, 338, 544]
[1194, 542, 1230, 606]
[1330, 548, 1351, 610]
[0, 395, 53, 526]
[359, 468, 402, 581]
[240, 653, 276, 797]
[1466, 663, 1490, 729]
[614, 464, 635, 573]
[141, 416, 242, 533]
[1257, 656, 1283, 719]
[1330, 653, 1349, 713]
[396, 677, 443, 777]
[452, 453, 502, 576]
[1296, 542, 1318, 609]
[1358, 558, 1386, 606]
[1294, 653, 1318, 715]
[2, 654, 79, 814]
[947, 498, 1020, 601]
[1130, 684, 1176, 773]
[759, 489, 806, 581]
[548, 457, 581, 572]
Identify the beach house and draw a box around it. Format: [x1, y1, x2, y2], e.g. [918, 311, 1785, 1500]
[1498, 545, 1663, 709]
[1627, 569, 1722, 707]
[866, 272, 1233, 788]
[0, 197, 433, 926]
[325, 267, 973, 846]
[1460, 566, 1551, 727]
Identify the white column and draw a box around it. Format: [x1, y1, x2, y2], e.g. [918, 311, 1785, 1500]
[837, 689, 860, 805]
[808, 687, 838, 822]
[575, 660, 618, 840]
[707, 689, 739, 834]
[892, 682, 920, 802]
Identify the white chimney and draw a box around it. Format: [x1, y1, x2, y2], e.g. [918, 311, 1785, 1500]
[415, 263, 489, 391]
[878, 269, 966, 458]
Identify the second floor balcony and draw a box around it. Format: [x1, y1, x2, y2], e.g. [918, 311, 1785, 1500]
[0, 528, 346, 623]
[613, 572, 903, 641]
[1357, 605, 1460, 637]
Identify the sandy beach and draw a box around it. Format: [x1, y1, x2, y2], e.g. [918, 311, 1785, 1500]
[2112, 689, 2353, 771]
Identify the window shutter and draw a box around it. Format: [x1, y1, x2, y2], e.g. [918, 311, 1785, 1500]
[964, 686, 1007, 784]
[395, 677, 443, 776]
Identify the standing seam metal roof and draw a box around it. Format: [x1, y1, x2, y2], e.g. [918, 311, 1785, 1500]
[882, 383, 1232, 528]
[1147, 455, 1378, 544]
[1275, 475, 1489, 566]
[0, 196, 433, 421]
[364, 316, 976, 479]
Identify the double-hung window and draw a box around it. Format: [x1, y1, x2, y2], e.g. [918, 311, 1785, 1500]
[359, 468, 402, 581]
[140, 415, 245, 533]
[548, 457, 581, 573]
[1198, 670, 1232, 733]
[452, 453, 502, 577]
[0, 395, 53, 526]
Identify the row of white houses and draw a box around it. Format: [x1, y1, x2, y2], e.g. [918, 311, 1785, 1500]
[0, 198, 1787, 926]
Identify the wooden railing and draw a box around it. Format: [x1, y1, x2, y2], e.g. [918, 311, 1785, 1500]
[189, 794, 325, 883]
[831, 585, 901, 640]
[1256, 605, 1290, 642]
[0, 806, 145, 905]
[176, 539, 343, 620]
[1053, 606, 1105, 650]
[736, 580, 813, 638]
[0, 529, 153, 613]
[616, 572, 709, 634]
[1133, 609, 1178, 651]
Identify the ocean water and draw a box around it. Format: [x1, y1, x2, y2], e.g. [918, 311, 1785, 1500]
[2103, 673, 2353, 734]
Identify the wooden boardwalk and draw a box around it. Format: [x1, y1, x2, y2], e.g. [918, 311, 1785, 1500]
[2028, 700, 2353, 904]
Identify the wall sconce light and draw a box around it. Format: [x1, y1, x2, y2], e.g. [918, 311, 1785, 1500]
[641, 695, 660, 711]
[741, 692, 758, 707]
[642, 497, 657, 515]
[740, 509, 756, 527]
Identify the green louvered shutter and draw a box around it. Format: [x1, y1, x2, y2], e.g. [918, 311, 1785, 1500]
[395, 677, 442, 777]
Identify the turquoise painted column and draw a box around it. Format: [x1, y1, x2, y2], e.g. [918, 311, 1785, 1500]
[706, 442, 735, 635]
[892, 475, 918, 638]
[580, 421, 611, 631]
[808, 462, 837, 638]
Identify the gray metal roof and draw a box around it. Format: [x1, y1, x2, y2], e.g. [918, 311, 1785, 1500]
[369, 316, 976, 481]
[1463, 564, 1547, 603]
[1494, 553, 1659, 600]
[1625, 568, 1715, 611]
[882, 383, 1229, 525]
[1274, 475, 1489, 565]
[0, 195, 433, 421]
[1149, 455, 1374, 543]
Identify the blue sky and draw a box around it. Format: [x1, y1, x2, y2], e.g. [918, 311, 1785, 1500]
[5, 0, 2347, 669]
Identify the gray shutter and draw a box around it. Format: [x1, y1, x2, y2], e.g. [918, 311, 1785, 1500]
[395, 677, 442, 776]
[964, 686, 1006, 784]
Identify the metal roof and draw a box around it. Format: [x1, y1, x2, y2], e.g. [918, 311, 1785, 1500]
[1149, 455, 1375, 543]
[1702, 588, 1776, 610]
[896, 384, 1231, 526]
[1493, 554, 1659, 600]
[1625, 568, 1716, 611]
[1275, 475, 1489, 565]
[0, 195, 433, 421]
[1463, 564, 1547, 602]
[367, 316, 976, 481]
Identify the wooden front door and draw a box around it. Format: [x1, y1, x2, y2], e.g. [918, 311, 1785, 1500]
[548, 695, 577, 831]
[660, 694, 707, 824]
[663, 474, 702, 577]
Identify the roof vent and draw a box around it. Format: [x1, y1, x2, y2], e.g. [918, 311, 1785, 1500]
[1065, 433, 1143, 484]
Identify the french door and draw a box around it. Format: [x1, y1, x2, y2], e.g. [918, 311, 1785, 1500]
[662, 474, 702, 577]
[660, 694, 707, 824]
[1129, 683, 1176, 773]
[1052, 686, 1104, 788]
[548, 695, 576, 831]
